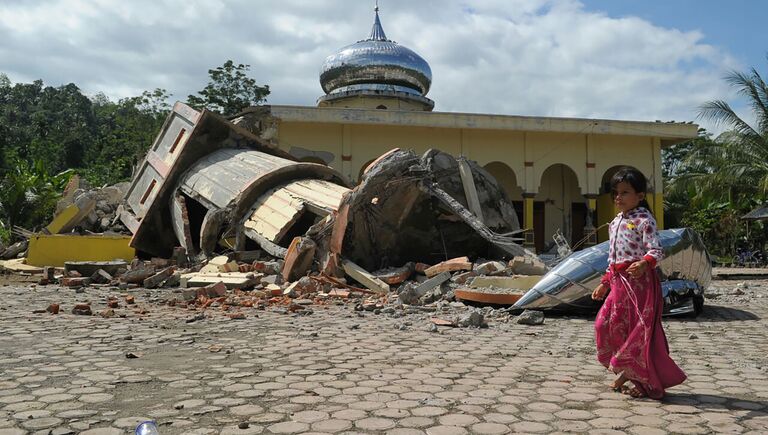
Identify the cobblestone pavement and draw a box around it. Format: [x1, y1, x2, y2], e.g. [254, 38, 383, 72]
[0, 278, 767, 434]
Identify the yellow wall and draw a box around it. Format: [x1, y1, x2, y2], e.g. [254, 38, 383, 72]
[276, 122, 344, 172]
[274, 115, 666, 246]
[27, 234, 135, 267]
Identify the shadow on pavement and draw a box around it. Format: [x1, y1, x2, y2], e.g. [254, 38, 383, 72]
[678, 305, 761, 322]
[664, 392, 768, 421]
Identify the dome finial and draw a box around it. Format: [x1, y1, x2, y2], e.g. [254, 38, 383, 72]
[368, 0, 388, 41]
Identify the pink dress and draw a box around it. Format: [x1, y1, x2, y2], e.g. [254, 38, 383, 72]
[594, 207, 686, 399]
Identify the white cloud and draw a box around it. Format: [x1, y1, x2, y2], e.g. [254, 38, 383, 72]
[0, 0, 745, 133]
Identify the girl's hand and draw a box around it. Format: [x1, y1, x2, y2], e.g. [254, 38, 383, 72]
[592, 283, 608, 300]
[627, 260, 647, 278]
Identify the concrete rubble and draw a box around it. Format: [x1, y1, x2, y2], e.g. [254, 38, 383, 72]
[0, 102, 713, 328]
[0, 102, 553, 328]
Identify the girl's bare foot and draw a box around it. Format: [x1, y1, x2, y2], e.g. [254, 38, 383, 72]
[610, 373, 628, 392]
[623, 386, 646, 398]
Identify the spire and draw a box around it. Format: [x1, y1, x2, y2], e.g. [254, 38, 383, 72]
[368, 1, 388, 41]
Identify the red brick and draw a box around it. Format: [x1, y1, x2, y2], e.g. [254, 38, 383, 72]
[424, 257, 472, 278]
[204, 281, 227, 298]
[60, 277, 89, 287]
[328, 289, 350, 299]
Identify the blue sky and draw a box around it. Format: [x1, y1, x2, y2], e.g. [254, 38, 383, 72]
[0, 0, 763, 135]
[582, 0, 765, 70]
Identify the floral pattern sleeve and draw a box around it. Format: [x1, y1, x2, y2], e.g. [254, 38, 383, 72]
[640, 216, 663, 268]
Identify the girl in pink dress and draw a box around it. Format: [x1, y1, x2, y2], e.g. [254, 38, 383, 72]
[591, 167, 686, 399]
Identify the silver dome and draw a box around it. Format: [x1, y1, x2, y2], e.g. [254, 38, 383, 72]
[319, 7, 432, 97]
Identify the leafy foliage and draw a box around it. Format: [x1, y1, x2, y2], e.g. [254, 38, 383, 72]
[0, 61, 267, 243]
[0, 158, 73, 235]
[187, 60, 270, 116]
[666, 56, 768, 258]
[0, 77, 170, 242]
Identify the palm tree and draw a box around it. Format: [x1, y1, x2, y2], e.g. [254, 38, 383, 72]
[669, 58, 768, 204]
[698, 58, 768, 194]
[664, 58, 768, 258]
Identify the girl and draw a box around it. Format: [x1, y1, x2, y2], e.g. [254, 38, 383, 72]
[591, 166, 686, 399]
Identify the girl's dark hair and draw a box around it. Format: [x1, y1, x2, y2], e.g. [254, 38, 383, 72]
[610, 166, 653, 213]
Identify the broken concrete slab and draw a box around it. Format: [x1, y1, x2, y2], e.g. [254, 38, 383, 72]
[121, 267, 156, 284]
[180, 272, 259, 289]
[517, 309, 545, 325]
[398, 271, 451, 305]
[508, 256, 548, 276]
[162, 271, 181, 288]
[90, 269, 113, 284]
[451, 271, 477, 285]
[341, 259, 390, 294]
[474, 261, 507, 275]
[0, 258, 43, 274]
[143, 267, 176, 289]
[457, 157, 485, 223]
[457, 310, 486, 328]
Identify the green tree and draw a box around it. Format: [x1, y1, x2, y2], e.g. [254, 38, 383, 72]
[187, 60, 270, 116]
[86, 88, 170, 185]
[0, 73, 173, 240]
[0, 157, 72, 239]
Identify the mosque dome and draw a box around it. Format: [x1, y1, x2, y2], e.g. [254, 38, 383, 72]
[318, 6, 434, 110]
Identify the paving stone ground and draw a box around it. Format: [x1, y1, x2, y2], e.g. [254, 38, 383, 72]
[0, 277, 766, 434]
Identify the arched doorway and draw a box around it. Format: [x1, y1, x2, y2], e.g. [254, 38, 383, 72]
[535, 164, 586, 254]
[483, 162, 523, 225]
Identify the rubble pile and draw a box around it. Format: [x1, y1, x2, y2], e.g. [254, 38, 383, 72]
[53, 176, 131, 235]
[11, 246, 549, 328]
[1, 102, 713, 322]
